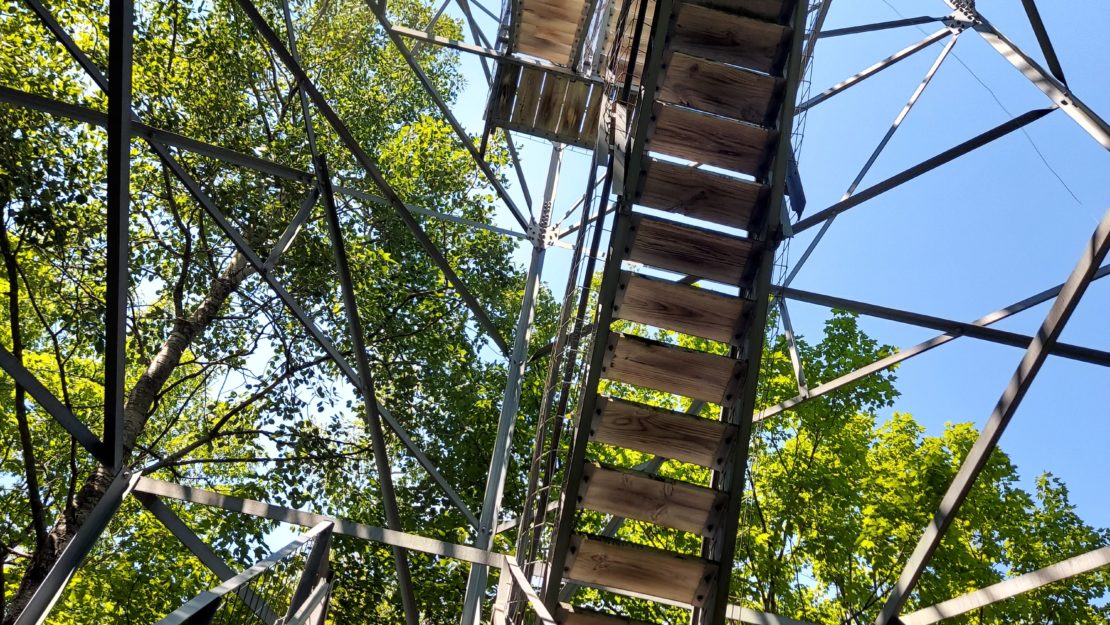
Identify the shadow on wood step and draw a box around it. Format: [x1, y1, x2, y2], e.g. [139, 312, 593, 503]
[591, 396, 735, 469]
[671, 4, 791, 74]
[648, 103, 778, 177]
[690, 0, 794, 24]
[615, 271, 748, 344]
[602, 332, 744, 405]
[626, 214, 757, 286]
[565, 534, 717, 607]
[577, 462, 727, 536]
[636, 158, 767, 231]
[659, 52, 784, 127]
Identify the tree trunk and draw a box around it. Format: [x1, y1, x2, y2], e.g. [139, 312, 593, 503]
[3, 251, 252, 625]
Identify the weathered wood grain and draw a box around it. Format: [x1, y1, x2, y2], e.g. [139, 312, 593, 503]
[593, 396, 734, 468]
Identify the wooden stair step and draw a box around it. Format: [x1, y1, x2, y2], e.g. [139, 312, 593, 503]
[659, 52, 784, 126]
[636, 158, 767, 230]
[671, 4, 791, 74]
[579, 463, 726, 536]
[626, 214, 756, 286]
[592, 396, 735, 469]
[566, 534, 717, 606]
[692, 0, 794, 24]
[648, 103, 777, 177]
[603, 332, 742, 405]
[558, 604, 657, 625]
[615, 271, 747, 344]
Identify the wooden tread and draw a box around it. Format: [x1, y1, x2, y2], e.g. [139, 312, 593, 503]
[636, 158, 766, 230]
[615, 272, 747, 344]
[592, 396, 735, 468]
[671, 4, 790, 74]
[558, 604, 656, 625]
[648, 103, 777, 177]
[659, 52, 783, 126]
[602, 333, 741, 404]
[579, 463, 725, 536]
[566, 534, 717, 606]
[692, 0, 793, 24]
[626, 214, 756, 285]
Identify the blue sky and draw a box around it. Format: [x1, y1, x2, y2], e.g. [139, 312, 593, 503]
[425, 0, 1110, 541]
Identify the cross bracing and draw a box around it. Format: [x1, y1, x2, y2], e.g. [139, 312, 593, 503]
[1, 0, 1109, 624]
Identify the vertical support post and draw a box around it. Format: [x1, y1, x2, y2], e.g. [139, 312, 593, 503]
[461, 144, 562, 625]
[104, 0, 133, 471]
[490, 566, 515, 625]
[13, 473, 137, 625]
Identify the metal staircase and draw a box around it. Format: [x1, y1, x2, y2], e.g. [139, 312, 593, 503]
[497, 0, 809, 622]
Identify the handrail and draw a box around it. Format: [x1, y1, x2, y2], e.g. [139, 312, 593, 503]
[154, 521, 334, 625]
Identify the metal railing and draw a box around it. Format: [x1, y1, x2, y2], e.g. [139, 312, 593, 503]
[154, 522, 333, 625]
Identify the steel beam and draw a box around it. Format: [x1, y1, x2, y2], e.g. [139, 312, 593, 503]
[103, 0, 132, 471]
[136, 493, 280, 625]
[777, 285, 1110, 367]
[0, 86, 529, 243]
[320, 157, 420, 625]
[974, 19, 1110, 150]
[134, 478, 505, 567]
[777, 299, 808, 395]
[818, 16, 944, 39]
[155, 522, 333, 625]
[793, 107, 1054, 233]
[1017, 0, 1066, 84]
[13, 472, 139, 625]
[801, 0, 833, 75]
[784, 34, 955, 285]
[461, 145, 560, 625]
[874, 202, 1110, 624]
[362, 0, 530, 231]
[757, 262, 1110, 422]
[504, 557, 557, 625]
[15, 2, 518, 359]
[231, 0, 513, 356]
[264, 187, 321, 271]
[0, 346, 108, 463]
[283, 3, 420, 618]
[796, 28, 949, 113]
[900, 545, 1110, 625]
[395, 25, 503, 56]
[16, 0, 480, 527]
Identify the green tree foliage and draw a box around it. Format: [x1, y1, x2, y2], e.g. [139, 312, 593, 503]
[1, 0, 1107, 621]
[572, 310, 1110, 624]
[0, 0, 551, 621]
